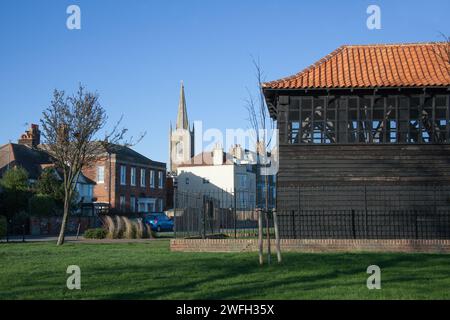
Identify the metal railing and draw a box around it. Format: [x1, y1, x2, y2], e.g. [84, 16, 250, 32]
[277, 185, 450, 239]
[173, 185, 450, 239]
[173, 189, 273, 239]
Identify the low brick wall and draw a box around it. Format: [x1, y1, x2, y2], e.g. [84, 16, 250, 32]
[170, 239, 450, 254]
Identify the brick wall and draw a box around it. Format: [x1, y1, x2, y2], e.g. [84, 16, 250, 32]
[82, 155, 166, 212]
[170, 239, 450, 254]
[29, 216, 99, 236]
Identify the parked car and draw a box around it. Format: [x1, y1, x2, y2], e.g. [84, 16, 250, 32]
[143, 213, 174, 232]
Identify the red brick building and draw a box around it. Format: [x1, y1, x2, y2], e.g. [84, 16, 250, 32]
[82, 144, 167, 214]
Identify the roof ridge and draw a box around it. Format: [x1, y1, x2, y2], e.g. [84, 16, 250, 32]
[263, 42, 450, 90]
[343, 41, 447, 48]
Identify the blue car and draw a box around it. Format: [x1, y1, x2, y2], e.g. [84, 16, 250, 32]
[144, 213, 174, 232]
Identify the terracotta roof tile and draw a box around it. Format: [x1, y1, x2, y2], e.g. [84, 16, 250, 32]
[263, 42, 450, 89]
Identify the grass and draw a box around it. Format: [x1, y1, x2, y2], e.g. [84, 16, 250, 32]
[0, 240, 449, 299]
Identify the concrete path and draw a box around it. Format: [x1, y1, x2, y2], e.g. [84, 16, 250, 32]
[0, 235, 166, 243]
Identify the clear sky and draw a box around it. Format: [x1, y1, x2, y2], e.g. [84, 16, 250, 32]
[0, 0, 449, 165]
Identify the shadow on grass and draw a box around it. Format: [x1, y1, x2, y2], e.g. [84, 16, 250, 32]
[2, 242, 450, 299]
[80, 253, 450, 299]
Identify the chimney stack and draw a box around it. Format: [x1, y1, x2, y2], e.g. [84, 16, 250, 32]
[212, 143, 224, 166]
[230, 144, 244, 161]
[18, 124, 41, 148]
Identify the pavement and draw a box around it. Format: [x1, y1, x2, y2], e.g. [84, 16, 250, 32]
[0, 235, 164, 243]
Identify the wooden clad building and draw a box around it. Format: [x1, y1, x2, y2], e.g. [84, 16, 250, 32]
[263, 43, 450, 239]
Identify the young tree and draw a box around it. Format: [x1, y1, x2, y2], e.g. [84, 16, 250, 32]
[41, 84, 142, 245]
[435, 33, 450, 77]
[244, 57, 280, 264]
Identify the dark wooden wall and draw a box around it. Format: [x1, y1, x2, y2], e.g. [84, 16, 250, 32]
[274, 90, 450, 213]
[278, 143, 450, 188]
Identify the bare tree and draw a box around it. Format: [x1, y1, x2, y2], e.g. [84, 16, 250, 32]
[41, 84, 144, 245]
[435, 33, 450, 78]
[245, 57, 281, 264]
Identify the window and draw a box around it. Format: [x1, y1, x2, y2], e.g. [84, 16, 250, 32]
[120, 165, 126, 185]
[158, 198, 163, 212]
[202, 178, 209, 184]
[138, 202, 146, 213]
[300, 97, 313, 143]
[130, 196, 136, 212]
[140, 169, 146, 187]
[119, 195, 126, 212]
[288, 99, 300, 143]
[237, 174, 247, 189]
[96, 166, 105, 183]
[313, 98, 325, 143]
[158, 171, 164, 188]
[185, 177, 190, 185]
[176, 142, 183, 159]
[150, 170, 155, 188]
[130, 167, 136, 186]
[149, 201, 155, 213]
[286, 95, 450, 145]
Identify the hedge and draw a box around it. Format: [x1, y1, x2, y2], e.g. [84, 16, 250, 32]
[84, 228, 107, 239]
[0, 215, 6, 238]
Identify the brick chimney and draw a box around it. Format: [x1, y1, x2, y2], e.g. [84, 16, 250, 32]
[18, 124, 41, 148]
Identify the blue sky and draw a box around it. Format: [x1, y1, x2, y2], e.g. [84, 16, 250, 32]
[0, 0, 449, 165]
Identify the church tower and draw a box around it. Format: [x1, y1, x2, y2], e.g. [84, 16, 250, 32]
[169, 81, 195, 173]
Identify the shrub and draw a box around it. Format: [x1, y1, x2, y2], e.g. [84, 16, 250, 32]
[103, 215, 115, 239]
[99, 215, 154, 239]
[0, 215, 6, 238]
[122, 217, 135, 239]
[84, 228, 107, 239]
[145, 223, 155, 239]
[135, 219, 144, 239]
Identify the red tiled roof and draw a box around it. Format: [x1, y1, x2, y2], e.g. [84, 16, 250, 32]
[263, 42, 450, 89]
[178, 151, 234, 167]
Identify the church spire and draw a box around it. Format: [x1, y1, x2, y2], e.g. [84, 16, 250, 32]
[176, 81, 189, 130]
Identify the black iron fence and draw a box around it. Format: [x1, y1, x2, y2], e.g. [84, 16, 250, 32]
[277, 210, 450, 239]
[174, 185, 450, 239]
[277, 185, 450, 239]
[174, 189, 273, 238]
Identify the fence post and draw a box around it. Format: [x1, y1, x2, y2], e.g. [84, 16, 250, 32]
[273, 209, 282, 263]
[257, 208, 263, 265]
[364, 185, 368, 238]
[76, 223, 81, 240]
[201, 196, 206, 239]
[414, 210, 419, 239]
[265, 209, 271, 265]
[234, 188, 237, 239]
[173, 190, 177, 239]
[351, 209, 356, 239]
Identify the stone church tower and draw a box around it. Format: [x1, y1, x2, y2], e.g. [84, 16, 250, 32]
[169, 82, 195, 173]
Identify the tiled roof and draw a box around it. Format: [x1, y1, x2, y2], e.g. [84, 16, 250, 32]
[105, 144, 166, 167]
[263, 42, 450, 89]
[2, 143, 54, 179]
[178, 151, 234, 167]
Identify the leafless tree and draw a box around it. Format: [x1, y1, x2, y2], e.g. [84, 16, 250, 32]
[41, 84, 145, 245]
[435, 33, 450, 78]
[244, 57, 281, 264]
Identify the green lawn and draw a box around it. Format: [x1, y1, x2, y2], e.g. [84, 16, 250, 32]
[0, 240, 449, 299]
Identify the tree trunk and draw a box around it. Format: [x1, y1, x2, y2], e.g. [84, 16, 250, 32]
[264, 175, 271, 265]
[257, 208, 263, 265]
[57, 193, 70, 245]
[265, 210, 271, 265]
